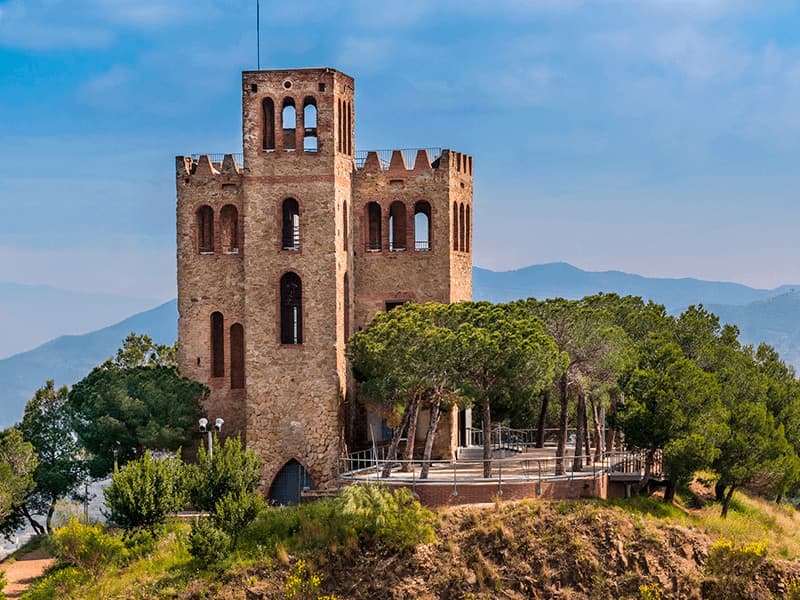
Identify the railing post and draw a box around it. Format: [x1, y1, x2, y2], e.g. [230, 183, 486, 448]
[452, 462, 458, 497]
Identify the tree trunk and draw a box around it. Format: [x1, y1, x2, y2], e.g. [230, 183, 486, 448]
[663, 480, 676, 504]
[381, 397, 415, 478]
[555, 374, 568, 476]
[482, 399, 493, 478]
[420, 397, 442, 479]
[46, 500, 56, 533]
[583, 398, 591, 461]
[591, 396, 603, 463]
[573, 393, 586, 472]
[715, 482, 726, 502]
[721, 485, 736, 518]
[21, 505, 45, 536]
[401, 393, 422, 471]
[776, 493, 784, 505]
[535, 391, 548, 448]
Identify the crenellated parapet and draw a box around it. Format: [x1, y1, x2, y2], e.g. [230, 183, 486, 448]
[176, 153, 244, 179]
[354, 148, 473, 180]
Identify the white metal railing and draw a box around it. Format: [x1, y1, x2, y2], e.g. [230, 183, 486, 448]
[467, 425, 578, 451]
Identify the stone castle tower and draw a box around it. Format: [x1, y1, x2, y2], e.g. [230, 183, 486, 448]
[175, 67, 473, 503]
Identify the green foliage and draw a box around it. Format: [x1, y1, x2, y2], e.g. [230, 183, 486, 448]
[0, 428, 37, 539]
[703, 538, 768, 599]
[188, 517, 230, 567]
[104, 451, 186, 530]
[51, 518, 126, 576]
[68, 334, 206, 478]
[283, 559, 339, 599]
[638, 583, 663, 600]
[187, 435, 261, 512]
[19, 380, 86, 533]
[108, 333, 177, 369]
[787, 578, 800, 600]
[214, 491, 265, 545]
[21, 566, 91, 600]
[0, 570, 6, 600]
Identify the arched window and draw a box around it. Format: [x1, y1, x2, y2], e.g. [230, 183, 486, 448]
[220, 205, 239, 254]
[337, 99, 343, 153]
[211, 311, 224, 378]
[388, 201, 407, 251]
[343, 201, 348, 251]
[452, 202, 459, 252]
[344, 272, 350, 341]
[414, 201, 431, 251]
[282, 98, 296, 151]
[230, 323, 244, 389]
[262, 97, 275, 150]
[459, 203, 466, 252]
[282, 198, 300, 250]
[280, 272, 303, 345]
[303, 97, 317, 152]
[347, 102, 353, 156]
[197, 205, 214, 254]
[366, 202, 382, 251]
[466, 205, 471, 252]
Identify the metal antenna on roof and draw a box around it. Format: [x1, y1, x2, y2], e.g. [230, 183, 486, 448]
[256, 0, 261, 70]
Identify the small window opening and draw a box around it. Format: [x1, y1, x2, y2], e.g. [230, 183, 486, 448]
[250, 83, 257, 93]
[282, 98, 296, 151]
[280, 272, 303, 345]
[303, 98, 318, 152]
[262, 97, 275, 151]
[197, 205, 214, 254]
[230, 323, 245, 389]
[211, 311, 224, 377]
[388, 201, 407, 251]
[414, 201, 431, 251]
[366, 202, 382, 251]
[283, 81, 292, 89]
[385, 301, 406, 311]
[221, 205, 239, 254]
[282, 198, 300, 250]
[318, 82, 326, 92]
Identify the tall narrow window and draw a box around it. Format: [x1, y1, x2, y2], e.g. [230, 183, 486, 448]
[197, 205, 214, 254]
[211, 312, 224, 377]
[388, 201, 407, 251]
[466, 205, 471, 252]
[280, 272, 303, 345]
[282, 98, 296, 151]
[262, 97, 275, 150]
[347, 102, 353, 156]
[366, 202, 382, 251]
[414, 201, 431, 251]
[220, 205, 239, 254]
[303, 97, 317, 152]
[343, 201, 348, 251]
[337, 99, 343, 153]
[452, 202, 459, 252]
[281, 198, 300, 250]
[230, 323, 244, 389]
[459, 203, 466, 252]
[343, 273, 350, 342]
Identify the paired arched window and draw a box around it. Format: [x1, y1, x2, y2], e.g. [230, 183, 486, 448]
[303, 98, 317, 152]
[220, 205, 239, 254]
[282, 99, 296, 150]
[230, 323, 245, 389]
[388, 201, 406, 251]
[414, 201, 431, 251]
[197, 205, 214, 254]
[262, 97, 275, 151]
[280, 272, 303, 345]
[282, 198, 300, 250]
[459, 204, 466, 252]
[211, 311, 225, 378]
[366, 202, 382, 250]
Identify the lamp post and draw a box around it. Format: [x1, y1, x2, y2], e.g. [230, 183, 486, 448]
[198, 417, 224, 459]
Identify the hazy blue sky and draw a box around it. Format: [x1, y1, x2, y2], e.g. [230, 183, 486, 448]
[2, 0, 800, 299]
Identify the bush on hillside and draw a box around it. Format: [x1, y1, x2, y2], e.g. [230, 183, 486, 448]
[214, 491, 265, 546]
[187, 436, 261, 512]
[703, 538, 768, 599]
[22, 566, 91, 600]
[188, 518, 230, 567]
[51, 519, 126, 576]
[104, 451, 186, 531]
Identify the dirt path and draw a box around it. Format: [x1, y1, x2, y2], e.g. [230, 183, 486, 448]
[2, 548, 55, 598]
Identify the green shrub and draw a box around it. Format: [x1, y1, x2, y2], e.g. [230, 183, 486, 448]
[638, 582, 663, 600]
[121, 526, 160, 560]
[787, 578, 800, 600]
[335, 484, 436, 552]
[214, 491, 265, 546]
[51, 518, 126, 576]
[188, 518, 231, 567]
[188, 436, 261, 512]
[704, 538, 768, 599]
[0, 570, 7, 600]
[104, 451, 185, 531]
[21, 566, 90, 600]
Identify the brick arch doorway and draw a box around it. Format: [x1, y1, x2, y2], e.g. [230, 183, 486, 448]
[268, 460, 314, 506]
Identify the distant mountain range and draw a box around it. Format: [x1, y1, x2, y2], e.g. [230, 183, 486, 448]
[1, 262, 798, 427]
[0, 282, 162, 359]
